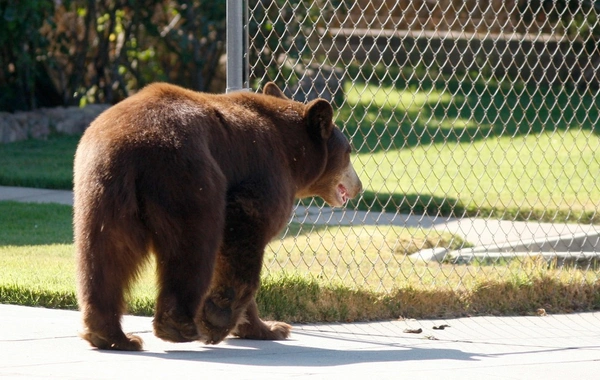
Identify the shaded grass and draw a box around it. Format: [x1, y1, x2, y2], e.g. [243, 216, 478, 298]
[0, 201, 73, 245]
[0, 134, 79, 190]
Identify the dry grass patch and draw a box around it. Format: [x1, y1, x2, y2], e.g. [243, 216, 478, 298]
[258, 265, 600, 322]
[265, 224, 469, 290]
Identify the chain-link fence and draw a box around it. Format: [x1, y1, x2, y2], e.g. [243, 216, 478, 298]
[244, 0, 600, 294]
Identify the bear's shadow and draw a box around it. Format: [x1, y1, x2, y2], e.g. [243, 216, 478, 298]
[110, 331, 489, 367]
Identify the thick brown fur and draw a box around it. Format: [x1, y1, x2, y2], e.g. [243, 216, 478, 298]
[74, 82, 362, 350]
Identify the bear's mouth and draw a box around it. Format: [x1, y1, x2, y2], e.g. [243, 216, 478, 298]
[336, 183, 349, 205]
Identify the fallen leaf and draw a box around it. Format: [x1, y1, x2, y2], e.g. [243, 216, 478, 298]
[403, 328, 422, 334]
[432, 324, 450, 330]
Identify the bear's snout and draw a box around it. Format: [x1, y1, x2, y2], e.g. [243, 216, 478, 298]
[342, 162, 362, 199]
[330, 161, 362, 207]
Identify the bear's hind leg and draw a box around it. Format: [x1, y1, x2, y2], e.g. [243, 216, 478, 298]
[151, 202, 225, 344]
[137, 151, 227, 344]
[153, 247, 215, 343]
[77, 234, 147, 351]
[80, 327, 144, 351]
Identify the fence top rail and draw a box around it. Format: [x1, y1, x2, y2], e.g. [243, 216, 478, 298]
[324, 27, 577, 43]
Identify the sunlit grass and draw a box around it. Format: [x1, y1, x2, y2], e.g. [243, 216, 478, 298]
[346, 82, 454, 113]
[2, 200, 599, 321]
[354, 128, 600, 214]
[2, 242, 599, 321]
[0, 243, 157, 314]
[342, 81, 600, 222]
[265, 224, 469, 291]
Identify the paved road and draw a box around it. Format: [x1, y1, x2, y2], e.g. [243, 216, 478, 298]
[1, 305, 599, 379]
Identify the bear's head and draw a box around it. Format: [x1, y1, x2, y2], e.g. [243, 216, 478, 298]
[263, 82, 363, 207]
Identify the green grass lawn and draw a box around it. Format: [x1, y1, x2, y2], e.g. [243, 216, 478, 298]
[1, 201, 599, 321]
[340, 78, 600, 222]
[0, 201, 73, 246]
[0, 135, 79, 189]
[2, 76, 599, 223]
[0, 201, 465, 299]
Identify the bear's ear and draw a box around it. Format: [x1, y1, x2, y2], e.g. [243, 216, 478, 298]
[305, 99, 334, 140]
[263, 82, 287, 99]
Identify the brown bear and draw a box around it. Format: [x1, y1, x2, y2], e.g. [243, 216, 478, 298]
[73, 82, 362, 351]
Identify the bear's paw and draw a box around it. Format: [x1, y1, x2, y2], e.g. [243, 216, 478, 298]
[81, 331, 144, 351]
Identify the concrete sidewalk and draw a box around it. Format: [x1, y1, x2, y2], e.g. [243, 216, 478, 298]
[1, 305, 599, 379]
[0, 186, 74, 206]
[292, 205, 600, 256]
[2, 185, 599, 256]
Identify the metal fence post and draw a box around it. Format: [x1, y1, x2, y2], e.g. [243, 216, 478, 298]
[226, 0, 247, 93]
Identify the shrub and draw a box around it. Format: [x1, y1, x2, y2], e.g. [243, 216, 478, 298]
[0, 1, 227, 111]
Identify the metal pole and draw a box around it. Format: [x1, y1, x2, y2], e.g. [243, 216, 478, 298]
[226, 0, 246, 93]
[243, 0, 249, 89]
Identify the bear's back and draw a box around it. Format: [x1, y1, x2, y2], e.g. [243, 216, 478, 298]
[84, 83, 305, 148]
[77, 83, 316, 189]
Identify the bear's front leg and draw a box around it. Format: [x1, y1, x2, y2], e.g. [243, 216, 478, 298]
[198, 283, 254, 344]
[233, 298, 292, 340]
[196, 227, 267, 344]
[195, 181, 292, 345]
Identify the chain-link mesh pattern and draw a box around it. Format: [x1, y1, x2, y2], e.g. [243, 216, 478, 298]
[247, 0, 600, 292]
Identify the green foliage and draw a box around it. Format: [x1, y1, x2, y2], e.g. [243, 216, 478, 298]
[0, 1, 227, 111]
[0, 0, 55, 111]
[130, 1, 226, 92]
[248, 0, 346, 89]
[520, 1, 600, 51]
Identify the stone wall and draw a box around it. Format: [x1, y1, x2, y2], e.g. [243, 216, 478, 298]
[0, 104, 109, 144]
